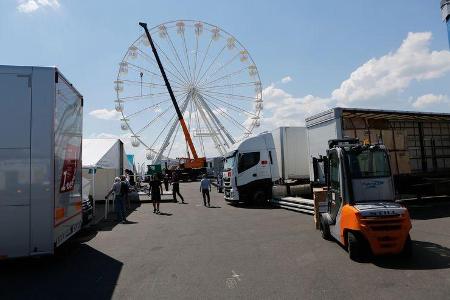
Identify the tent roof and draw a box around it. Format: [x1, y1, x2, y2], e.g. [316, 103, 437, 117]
[82, 138, 119, 168]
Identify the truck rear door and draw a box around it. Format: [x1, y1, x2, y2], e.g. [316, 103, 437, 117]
[0, 71, 32, 258]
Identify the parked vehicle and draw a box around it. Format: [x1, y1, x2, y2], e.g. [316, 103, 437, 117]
[0, 66, 83, 259]
[223, 132, 280, 203]
[306, 107, 450, 197]
[319, 139, 412, 260]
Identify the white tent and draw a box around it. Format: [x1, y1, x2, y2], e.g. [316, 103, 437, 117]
[82, 138, 131, 202]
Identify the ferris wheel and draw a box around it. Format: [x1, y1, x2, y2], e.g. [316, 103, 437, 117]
[115, 20, 263, 162]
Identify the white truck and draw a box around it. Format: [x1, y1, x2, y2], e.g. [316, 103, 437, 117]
[223, 127, 309, 203]
[0, 65, 83, 259]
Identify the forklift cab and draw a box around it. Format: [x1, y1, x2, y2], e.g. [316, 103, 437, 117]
[320, 139, 412, 260]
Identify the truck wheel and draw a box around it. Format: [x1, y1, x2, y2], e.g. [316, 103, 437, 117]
[400, 234, 413, 258]
[320, 217, 331, 240]
[347, 232, 364, 261]
[253, 190, 267, 205]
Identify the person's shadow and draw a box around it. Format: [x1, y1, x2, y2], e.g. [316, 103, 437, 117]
[374, 240, 450, 270]
[208, 206, 221, 208]
[158, 212, 173, 216]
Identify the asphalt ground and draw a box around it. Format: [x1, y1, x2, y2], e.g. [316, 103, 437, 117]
[1, 182, 450, 299]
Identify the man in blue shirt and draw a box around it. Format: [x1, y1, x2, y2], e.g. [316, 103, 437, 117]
[200, 175, 212, 207]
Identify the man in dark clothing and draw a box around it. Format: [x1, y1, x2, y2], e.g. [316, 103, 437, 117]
[200, 175, 211, 207]
[171, 174, 185, 204]
[163, 174, 169, 191]
[149, 175, 163, 214]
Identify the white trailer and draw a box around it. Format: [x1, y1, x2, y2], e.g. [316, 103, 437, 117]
[0, 65, 83, 259]
[272, 127, 309, 181]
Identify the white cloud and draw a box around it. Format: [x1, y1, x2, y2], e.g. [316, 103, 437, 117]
[331, 32, 450, 105]
[17, 0, 60, 13]
[89, 109, 121, 120]
[260, 84, 331, 129]
[412, 94, 448, 108]
[281, 76, 292, 84]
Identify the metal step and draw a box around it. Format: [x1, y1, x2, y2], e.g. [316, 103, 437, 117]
[271, 197, 314, 215]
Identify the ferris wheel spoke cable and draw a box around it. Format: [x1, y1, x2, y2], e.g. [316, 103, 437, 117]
[149, 112, 178, 150]
[118, 90, 184, 102]
[194, 37, 213, 84]
[196, 44, 227, 84]
[136, 47, 188, 85]
[164, 30, 192, 84]
[192, 32, 199, 83]
[126, 61, 185, 87]
[121, 79, 182, 90]
[124, 99, 172, 119]
[197, 52, 240, 87]
[180, 31, 193, 81]
[201, 90, 256, 100]
[152, 43, 190, 84]
[200, 91, 257, 116]
[199, 66, 248, 87]
[201, 96, 250, 132]
[200, 80, 258, 89]
[135, 103, 174, 135]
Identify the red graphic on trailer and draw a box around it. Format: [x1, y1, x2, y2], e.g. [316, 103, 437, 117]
[59, 144, 79, 193]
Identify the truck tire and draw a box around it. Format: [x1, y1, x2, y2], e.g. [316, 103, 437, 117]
[347, 232, 364, 261]
[320, 217, 331, 240]
[400, 234, 413, 258]
[252, 190, 267, 205]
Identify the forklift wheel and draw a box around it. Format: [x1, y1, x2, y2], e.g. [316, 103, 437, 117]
[347, 232, 364, 261]
[400, 234, 413, 258]
[320, 218, 331, 240]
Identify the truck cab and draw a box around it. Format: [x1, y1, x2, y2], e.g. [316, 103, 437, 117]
[223, 132, 279, 203]
[320, 139, 412, 260]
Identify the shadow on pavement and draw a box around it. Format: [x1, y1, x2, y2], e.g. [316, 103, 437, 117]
[406, 203, 450, 220]
[0, 243, 123, 300]
[228, 202, 280, 210]
[208, 206, 222, 208]
[158, 212, 173, 216]
[374, 240, 450, 270]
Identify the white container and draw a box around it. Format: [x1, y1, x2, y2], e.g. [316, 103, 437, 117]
[0, 66, 83, 259]
[271, 127, 309, 180]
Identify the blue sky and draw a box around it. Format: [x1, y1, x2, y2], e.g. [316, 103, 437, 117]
[1, 0, 449, 162]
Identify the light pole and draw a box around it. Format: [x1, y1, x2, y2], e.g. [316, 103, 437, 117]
[442, 0, 450, 46]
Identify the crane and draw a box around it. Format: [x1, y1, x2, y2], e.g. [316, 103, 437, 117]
[139, 22, 206, 178]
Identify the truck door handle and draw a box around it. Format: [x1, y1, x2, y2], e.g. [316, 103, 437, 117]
[252, 173, 257, 177]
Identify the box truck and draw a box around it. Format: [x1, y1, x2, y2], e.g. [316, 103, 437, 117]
[0, 65, 83, 259]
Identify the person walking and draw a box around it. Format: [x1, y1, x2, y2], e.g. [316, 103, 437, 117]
[216, 173, 223, 193]
[163, 174, 169, 192]
[200, 175, 211, 207]
[149, 175, 163, 214]
[105, 177, 128, 223]
[171, 174, 185, 204]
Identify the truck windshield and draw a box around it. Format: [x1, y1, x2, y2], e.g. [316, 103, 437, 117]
[347, 149, 390, 178]
[224, 153, 236, 171]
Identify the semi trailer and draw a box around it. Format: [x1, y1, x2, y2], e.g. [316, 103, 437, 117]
[0, 66, 83, 259]
[307, 107, 450, 197]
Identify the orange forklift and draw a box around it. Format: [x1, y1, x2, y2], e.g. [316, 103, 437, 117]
[140, 22, 206, 180]
[319, 139, 412, 261]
